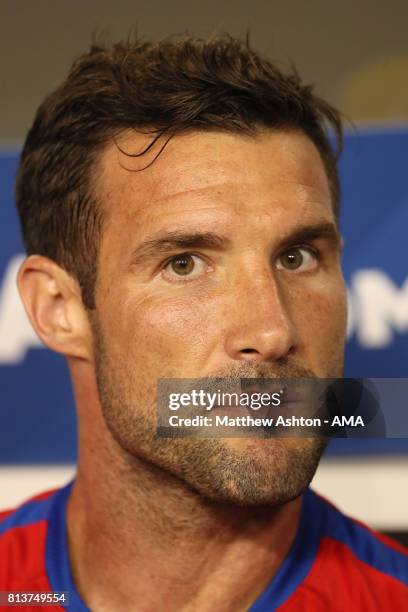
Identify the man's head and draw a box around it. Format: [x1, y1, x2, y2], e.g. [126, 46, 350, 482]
[16, 34, 342, 310]
[16, 35, 347, 507]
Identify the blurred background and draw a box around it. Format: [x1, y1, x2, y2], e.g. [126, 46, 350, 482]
[0, 1, 407, 542]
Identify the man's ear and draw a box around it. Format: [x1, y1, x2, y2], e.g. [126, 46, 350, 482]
[17, 255, 94, 360]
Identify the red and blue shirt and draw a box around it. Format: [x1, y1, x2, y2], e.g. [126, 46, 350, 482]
[1, 482, 407, 610]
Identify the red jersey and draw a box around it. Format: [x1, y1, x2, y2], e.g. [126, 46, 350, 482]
[0, 482, 407, 610]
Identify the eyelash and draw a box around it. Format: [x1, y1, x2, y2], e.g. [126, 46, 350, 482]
[290, 244, 321, 261]
[161, 251, 206, 268]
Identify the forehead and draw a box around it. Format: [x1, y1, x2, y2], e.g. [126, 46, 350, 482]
[96, 129, 333, 233]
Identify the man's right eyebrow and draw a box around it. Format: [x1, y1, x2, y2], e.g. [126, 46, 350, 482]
[129, 231, 231, 265]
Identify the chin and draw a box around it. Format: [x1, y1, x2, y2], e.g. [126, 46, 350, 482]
[163, 436, 325, 509]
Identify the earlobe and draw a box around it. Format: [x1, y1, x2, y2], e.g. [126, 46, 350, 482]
[17, 255, 93, 360]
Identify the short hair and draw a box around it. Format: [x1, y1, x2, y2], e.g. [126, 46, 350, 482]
[16, 34, 343, 309]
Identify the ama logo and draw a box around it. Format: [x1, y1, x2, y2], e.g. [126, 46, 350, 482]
[0, 255, 407, 365]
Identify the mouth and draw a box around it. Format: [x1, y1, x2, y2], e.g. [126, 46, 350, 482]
[240, 379, 307, 402]
[239, 378, 324, 421]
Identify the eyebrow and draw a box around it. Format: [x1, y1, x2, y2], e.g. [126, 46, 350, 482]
[277, 222, 341, 250]
[129, 222, 340, 265]
[129, 231, 232, 264]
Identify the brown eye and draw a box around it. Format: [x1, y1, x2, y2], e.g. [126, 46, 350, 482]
[170, 255, 195, 275]
[163, 254, 208, 281]
[277, 247, 318, 272]
[281, 249, 304, 270]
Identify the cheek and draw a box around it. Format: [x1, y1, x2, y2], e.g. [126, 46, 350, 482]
[102, 289, 213, 372]
[289, 277, 348, 356]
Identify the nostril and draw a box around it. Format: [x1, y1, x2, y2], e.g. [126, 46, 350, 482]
[241, 348, 258, 354]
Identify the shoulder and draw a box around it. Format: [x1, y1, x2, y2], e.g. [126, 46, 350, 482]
[299, 489, 408, 608]
[0, 488, 59, 590]
[309, 488, 408, 567]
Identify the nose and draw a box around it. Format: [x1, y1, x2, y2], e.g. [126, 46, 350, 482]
[224, 270, 298, 364]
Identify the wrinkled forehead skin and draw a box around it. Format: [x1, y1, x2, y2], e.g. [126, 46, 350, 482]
[95, 128, 335, 288]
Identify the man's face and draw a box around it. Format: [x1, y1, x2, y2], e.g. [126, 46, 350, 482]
[91, 129, 347, 506]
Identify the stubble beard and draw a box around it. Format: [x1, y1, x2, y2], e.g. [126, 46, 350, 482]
[92, 322, 342, 508]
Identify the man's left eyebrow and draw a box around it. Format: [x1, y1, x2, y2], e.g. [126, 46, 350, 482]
[279, 222, 341, 249]
[129, 231, 231, 264]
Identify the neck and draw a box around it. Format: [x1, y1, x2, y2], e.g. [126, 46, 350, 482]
[66, 362, 303, 612]
[67, 431, 302, 612]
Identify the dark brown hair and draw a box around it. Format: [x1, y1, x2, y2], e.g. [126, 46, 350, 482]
[16, 34, 343, 309]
